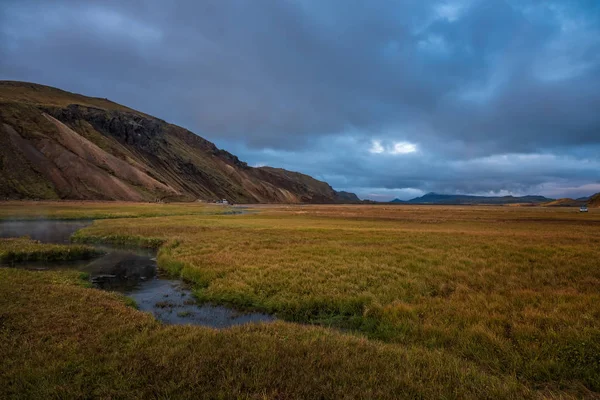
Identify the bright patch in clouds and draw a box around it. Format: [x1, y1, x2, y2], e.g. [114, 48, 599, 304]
[369, 140, 417, 155]
[391, 142, 418, 154]
[369, 140, 385, 154]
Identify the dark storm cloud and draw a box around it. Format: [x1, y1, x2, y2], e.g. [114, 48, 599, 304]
[1, 0, 599, 199]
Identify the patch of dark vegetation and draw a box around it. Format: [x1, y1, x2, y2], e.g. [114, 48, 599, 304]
[155, 300, 175, 309]
[176, 311, 193, 318]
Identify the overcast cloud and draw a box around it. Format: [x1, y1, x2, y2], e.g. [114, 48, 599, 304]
[1, 0, 599, 200]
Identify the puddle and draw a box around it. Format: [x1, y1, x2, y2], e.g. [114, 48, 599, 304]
[132, 278, 273, 327]
[0, 219, 274, 328]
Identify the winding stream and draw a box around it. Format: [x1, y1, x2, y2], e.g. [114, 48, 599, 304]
[0, 219, 274, 328]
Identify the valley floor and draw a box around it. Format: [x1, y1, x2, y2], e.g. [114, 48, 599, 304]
[1, 202, 599, 398]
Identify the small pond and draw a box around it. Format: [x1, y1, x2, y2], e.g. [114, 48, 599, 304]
[0, 220, 274, 328]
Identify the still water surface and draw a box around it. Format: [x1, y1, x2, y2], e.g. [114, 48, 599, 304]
[0, 219, 274, 328]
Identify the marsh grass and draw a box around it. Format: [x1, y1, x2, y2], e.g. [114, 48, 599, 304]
[0, 268, 532, 399]
[0, 200, 231, 220]
[71, 231, 164, 249]
[2, 203, 599, 398]
[0, 237, 101, 263]
[72, 205, 600, 396]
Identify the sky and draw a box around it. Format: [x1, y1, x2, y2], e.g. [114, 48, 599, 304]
[1, 0, 599, 201]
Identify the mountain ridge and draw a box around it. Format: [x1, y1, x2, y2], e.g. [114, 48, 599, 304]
[391, 192, 554, 205]
[588, 193, 600, 208]
[391, 192, 600, 207]
[0, 81, 357, 203]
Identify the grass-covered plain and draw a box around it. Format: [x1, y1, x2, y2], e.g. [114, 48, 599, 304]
[0, 237, 101, 263]
[0, 268, 529, 399]
[2, 202, 599, 398]
[0, 200, 229, 220]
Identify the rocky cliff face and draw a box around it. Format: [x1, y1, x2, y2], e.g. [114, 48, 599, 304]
[0, 81, 357, 203]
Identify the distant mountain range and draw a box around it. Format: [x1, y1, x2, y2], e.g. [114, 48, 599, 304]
[390, 192, 600, 207]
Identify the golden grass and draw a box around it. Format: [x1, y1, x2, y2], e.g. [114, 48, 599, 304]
[2, 202, 599, 398]
[0, 81, 141, 113]
[0, 237, 101, 263]
[0, 200, 230, 220]
[0, 268, 531, 399]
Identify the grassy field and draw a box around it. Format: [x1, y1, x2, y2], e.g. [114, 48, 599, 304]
[0, 268, 529, 399]
[0, 200, 230, 220]
[0, 237, 101, 263]
[1, 203, 599, 398]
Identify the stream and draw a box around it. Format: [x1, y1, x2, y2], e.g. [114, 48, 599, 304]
[0, 220, 274, 328]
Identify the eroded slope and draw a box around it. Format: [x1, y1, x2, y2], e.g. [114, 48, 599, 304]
[0, 81, 356, 203]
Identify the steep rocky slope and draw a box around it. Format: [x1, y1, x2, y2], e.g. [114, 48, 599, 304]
[0, 81, 356, 203]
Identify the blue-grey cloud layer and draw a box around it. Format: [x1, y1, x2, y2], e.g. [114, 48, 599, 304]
[1, 0, 599, 199]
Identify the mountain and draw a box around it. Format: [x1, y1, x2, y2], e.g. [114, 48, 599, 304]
[251, 167, 360, 203]
[0, 81, 357, 203]
[396, 192, 553, 205]
[542, 193, 600, 208]
[542, 198, 587, 207]
[329, 190, 361, 203]
[589, 193, 600, 208]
